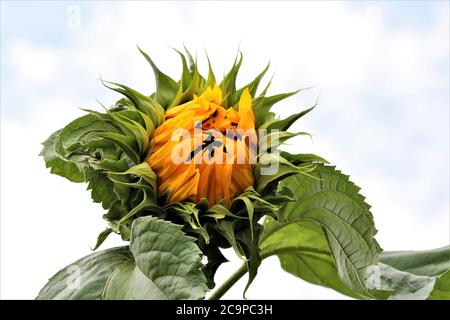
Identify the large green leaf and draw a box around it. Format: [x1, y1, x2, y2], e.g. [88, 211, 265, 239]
[375, 246, 450, 300]
[260, 164, 381, 297]
[260, 219, 364, 299]
[129, 216, 208, 299]
[259, 162, 449, 300]
[429, 270, 450, 300]
[37, 217, 208, 300]
[379, 246, 450, 277]
[36, 246, 133, 299]
[261, 222, 450, 300]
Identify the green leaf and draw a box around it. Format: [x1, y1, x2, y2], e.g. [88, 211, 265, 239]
[261, 185, 296, 205]
[379, 246, 450, 277]
[260, 219, 364, 299]
[280, 151, 329, 165]
[40, 130, 86, 183]
[263, 105, 315, 131]
[57, 114, 118, 150]
[40, 113, 121, 183]
[94, 132, 140, 164]
[236, 62, 270, 99]
[84, 108, 150, 160]
[216, 219, 262, 296]
[138, 47, 179, 108]
[259, 131, 311, 153]
[204, 52, 216, 89]
[93, 228, 113, 251]
[237, 224, 262, 296]
[111, 162, 157, 191]
[254, 89, 302, 128]
[375, 246, 450, 300]
[36, 246, 133, 299]
[198, 240, 228, 289]
[259, 163, 449, 300]
[260, 164, 381, 297]
[178, 64, 201, 105]
[101, 80, 164, 126]
[219, 51, 243, 106]
[85, 169, 118, 210]
[254, 153, 316, 194]
[367, 263, 435, 299]
[37, 217, 208, 300]
[173, 48, 192, 91]
[205, 203, 248, 220]
[118, 190, 160, 223]
[165, 201, 210, 243]
[128, 216, 208, 299]
[231, 194, 255, 239]
[204, 186, 288, 295]
[218, 220, 243, 258]
[429, 270, 450, 300]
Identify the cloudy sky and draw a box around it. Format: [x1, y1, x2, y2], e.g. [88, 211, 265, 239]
[1, 1, 449, 299]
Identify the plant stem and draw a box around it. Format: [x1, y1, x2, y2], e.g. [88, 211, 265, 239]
[208, 262, 248, 300]
[208, 247, 327, 299]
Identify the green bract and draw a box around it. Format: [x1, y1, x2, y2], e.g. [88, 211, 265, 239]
[39, 47, 450, 300]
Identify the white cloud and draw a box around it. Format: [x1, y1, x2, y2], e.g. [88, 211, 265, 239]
[11, 41, 60, 84]
[1, 1, 448, 299]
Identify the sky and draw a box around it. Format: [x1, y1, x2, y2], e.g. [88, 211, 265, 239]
[0, 1, 449, 299]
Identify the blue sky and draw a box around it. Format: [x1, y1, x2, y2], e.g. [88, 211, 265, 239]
[348, 1, 445, 27]
[2, 1, 449, 120]
[1, 1, 449, 299]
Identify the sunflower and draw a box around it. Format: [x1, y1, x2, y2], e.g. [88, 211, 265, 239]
[148, 85, 256, 206]
[41, 47, 320, 290]
[39, 46, 447, 302]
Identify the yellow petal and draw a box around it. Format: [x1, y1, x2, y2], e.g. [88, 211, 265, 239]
[237, 88, 255, 131]
[147, 86, 256, 207]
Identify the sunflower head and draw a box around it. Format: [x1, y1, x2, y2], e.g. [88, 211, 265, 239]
[148, 85, 257, 207]
[41, 47, 320, 291]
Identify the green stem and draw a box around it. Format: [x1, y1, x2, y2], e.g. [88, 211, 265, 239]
[208, 262, 248, 300]
[208, 247, 326, 300]
[208, 251, 275, 300]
